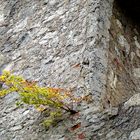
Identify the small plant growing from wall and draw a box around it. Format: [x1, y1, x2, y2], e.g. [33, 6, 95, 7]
[0, 71, 82, 127]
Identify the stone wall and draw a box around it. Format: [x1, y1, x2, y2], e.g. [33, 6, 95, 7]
[0, 0, 140, 140]
[94, 1, 140, 139]
[0, 0, 114, 139]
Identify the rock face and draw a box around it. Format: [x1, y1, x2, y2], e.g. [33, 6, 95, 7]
[0, 0, 140, 139]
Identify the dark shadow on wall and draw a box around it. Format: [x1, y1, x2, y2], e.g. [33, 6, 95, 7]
[115, 0, 140, 25]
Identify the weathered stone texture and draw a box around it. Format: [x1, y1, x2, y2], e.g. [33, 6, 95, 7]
[0, 0, 140, 139]
[0, 0, 114, 139]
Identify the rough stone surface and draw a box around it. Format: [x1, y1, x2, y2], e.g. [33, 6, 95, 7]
[0, 0, 140, 140]
[0, 0, 114, 139]
[129, 128, 140, 140]
[124, 93, 140, 109]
